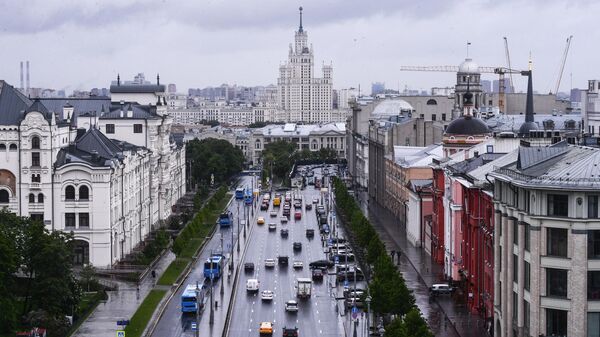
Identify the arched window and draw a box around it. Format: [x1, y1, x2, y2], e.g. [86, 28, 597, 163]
[31, 136, 40, 149]
[426, 99, 438, 105]
[0, 190, 8, 203]
[38, 193, 44, 204]
[29, 193, 35, 203]
[65, 185, 75, 200]
[0, 144, 6, 151]
[79, 186, 89, 200]
[9, 144, 17, 151]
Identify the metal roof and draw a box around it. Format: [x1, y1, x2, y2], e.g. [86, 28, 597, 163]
[110, 84, 165, 94]
[0, 80, 32, 125]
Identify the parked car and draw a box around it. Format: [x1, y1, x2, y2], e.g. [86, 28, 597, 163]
[309, 259, 334, 269]
[429, 283, 455, 296]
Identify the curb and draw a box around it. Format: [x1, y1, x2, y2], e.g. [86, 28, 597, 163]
[142, 194, 234, 337]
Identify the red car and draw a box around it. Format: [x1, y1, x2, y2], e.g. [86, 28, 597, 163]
[294, 211, 302, 220]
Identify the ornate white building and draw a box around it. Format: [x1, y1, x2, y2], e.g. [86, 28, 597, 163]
[277, 7, 339, 123]
[0, 78, 186, 268]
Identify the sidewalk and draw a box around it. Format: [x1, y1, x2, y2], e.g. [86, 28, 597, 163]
[72, 251, 175, 337]
[354, 191, 490, 337]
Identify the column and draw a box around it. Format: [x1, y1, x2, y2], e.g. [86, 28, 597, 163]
[570, 230, 588, 337]
[517, 220, 525, 336]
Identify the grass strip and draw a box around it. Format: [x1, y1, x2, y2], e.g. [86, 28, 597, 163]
[157, 258, 191, 286]
[124, 289, 167, 337]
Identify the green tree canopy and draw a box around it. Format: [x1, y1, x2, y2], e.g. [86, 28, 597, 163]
[187, 138, 245, 185]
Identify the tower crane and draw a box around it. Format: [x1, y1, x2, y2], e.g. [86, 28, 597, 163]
[552, 35, 573, 95]
[399, 65, 525, 114]
[503, 37, 515, 93]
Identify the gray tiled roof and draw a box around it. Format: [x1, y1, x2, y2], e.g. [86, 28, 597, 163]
[39, 98, 110, 121]
[0, 80, 32, 125]
[100, 103, 160, 120]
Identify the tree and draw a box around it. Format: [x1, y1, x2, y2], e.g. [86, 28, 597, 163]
[384, 309, 433, 337]
[0, 223, 17, 332]
[261, 140, 297, 181]
[187, 138, 244, 186]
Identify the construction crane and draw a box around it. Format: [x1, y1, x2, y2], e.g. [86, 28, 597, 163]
[503, 37, 515, 93]
[399, 65, 525, 114]
[552, 35, 573, 95]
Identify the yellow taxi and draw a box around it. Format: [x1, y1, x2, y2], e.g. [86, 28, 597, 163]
[259, 321, 273, 335]
[257, 217, 265, 225]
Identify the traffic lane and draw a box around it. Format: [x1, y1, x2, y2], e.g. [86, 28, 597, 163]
[151, 179, 252, 337]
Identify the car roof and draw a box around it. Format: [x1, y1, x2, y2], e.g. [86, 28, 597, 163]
[260, 322, 272, 327]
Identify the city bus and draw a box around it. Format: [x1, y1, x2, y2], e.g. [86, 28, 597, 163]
[235, 187, 245, 200]
[203, 254, 224, 279]
[181, 284, 205, 313]
[219, 211, 232, 228]
[244, 188, 253, 205]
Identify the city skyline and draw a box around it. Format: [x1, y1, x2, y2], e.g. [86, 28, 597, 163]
[0, 0, 596, 94]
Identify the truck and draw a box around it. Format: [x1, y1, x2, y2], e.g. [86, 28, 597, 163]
[296, 278, 312, 299]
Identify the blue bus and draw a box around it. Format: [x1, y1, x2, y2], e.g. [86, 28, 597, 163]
[244, 188, 253, 205]
[219, 211, 232, 227]
[235, 187, 244, 200]
[181, 284, 205, 313]
[203, 254, 224, 279]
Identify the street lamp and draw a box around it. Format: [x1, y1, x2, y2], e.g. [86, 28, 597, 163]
[237, 201, 241, 253]
[195, 281, 201, 337]
[365, 295, 372, 337]
[209, 253, 215, 325]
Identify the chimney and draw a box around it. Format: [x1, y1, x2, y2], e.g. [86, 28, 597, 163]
[20, 62, 24, 91]
[26, 61, 30, 93]
[126, 104, 133, 118]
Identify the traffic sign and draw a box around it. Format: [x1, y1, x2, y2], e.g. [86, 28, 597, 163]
[191, 322, 197, 331]
[344, 280, 349, 287]
[116, 331, 125, 337]
[116, 320, 130, 326]
[335, 256, 339, 264]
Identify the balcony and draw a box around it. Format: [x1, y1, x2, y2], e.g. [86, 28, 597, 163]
[30, 182, 41, 190]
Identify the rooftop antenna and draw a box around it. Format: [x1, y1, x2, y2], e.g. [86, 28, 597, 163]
[466, 41, 471, 58]
[298, 6, 303, 32]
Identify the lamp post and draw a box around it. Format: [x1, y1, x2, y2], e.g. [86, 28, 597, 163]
[365, 295, 372, 337]
[195, 281, 201, 337]
[237, 201, 241, 253]
[220, 232, 224, 295]
[209, 253, 214, 325]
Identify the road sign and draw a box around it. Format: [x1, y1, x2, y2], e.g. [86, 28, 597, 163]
[191, 322, 197, 331]
[116, 320, 130, 326]
[344, 280, 349, 287]
[335, 256, 339, 264]
[116, 331, 125, 337]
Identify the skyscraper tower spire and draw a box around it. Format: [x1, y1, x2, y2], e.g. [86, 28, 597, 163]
[298, 6, 303, 32]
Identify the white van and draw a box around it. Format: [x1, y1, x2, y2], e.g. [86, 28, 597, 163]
[246, 279, 260, 293]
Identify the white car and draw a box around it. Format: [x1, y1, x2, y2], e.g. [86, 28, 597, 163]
[280, 216, 288, 224]
[261, 290, 274, 301]
[312, 197, 319, 204]
[246, 279, 259, 293]
[285, 300, 298, 312]
[293, 261, 303, 269]
[270, 211, 278, 217]
[265, 258, 276, 268]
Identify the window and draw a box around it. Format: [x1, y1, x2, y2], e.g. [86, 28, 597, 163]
[31, 174, 40, 183]
[524, 223, 531, 252]
[589, 230, 600, 259]
[513, 221, 519, 245]
[512, 292, 518, 321]
[589, 271, 600, 300]
[30, 213, 43, 223]
[0, 190, 8, 203]
[442, 113, 447, 121]
[419, 114, 424, 119]
[523, 300, 530, 336]
[28, 193, 35, 203]
[589, 312, 600, 337]
[31, 152, 40, 167]
[546, 308, 567, 337]
[547, 228, 568, 257]
[426, 99, 437, 105]
[547, 194, 569, 216]
[431, 114, 437, 121]
[31, 136, 40, 149]
[38, 193, 43, 204]
[513, 254, 519, 283]
[65, 213, 76, 228]
[79, 186, 89, 200]
[546, 268, 568, 298]
[106, 124, 115, 134]
[0, 144, 5, 151]
[133, 124, 143, 133]
[9, 144, 17, 151]
[79, 213, 89, 228]
[65, 186, 75, 200]
[590, 195, 599, 218]
[524, 261, 530, 291]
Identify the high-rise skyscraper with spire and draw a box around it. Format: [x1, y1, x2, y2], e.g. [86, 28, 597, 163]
[277, 7, 334, 123]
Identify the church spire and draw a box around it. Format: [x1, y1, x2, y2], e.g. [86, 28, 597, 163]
[298, 6, 303, 32]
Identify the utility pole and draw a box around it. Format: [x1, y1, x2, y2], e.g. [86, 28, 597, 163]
[209, 252, 214, 325]
[195, 281, 200, 337]
[237, 201, 241, 252]
[220, 232, 224, 295]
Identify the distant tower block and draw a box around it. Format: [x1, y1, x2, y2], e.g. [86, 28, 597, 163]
[20, 61, 24, 90]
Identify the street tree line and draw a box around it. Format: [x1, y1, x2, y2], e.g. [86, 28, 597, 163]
[0, 211, 85, 336]
[332, 178, 433, 337]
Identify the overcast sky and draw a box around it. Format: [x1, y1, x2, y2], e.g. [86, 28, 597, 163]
[0, 0, 597, 95]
